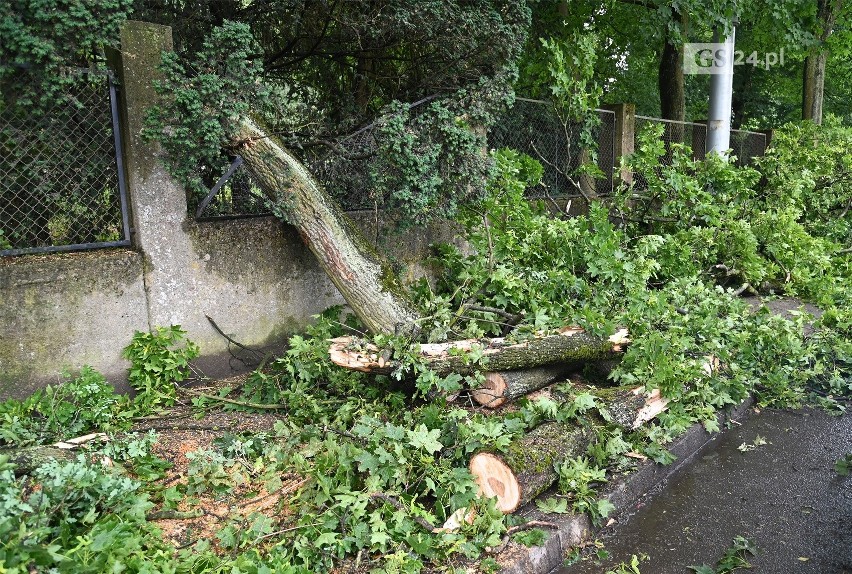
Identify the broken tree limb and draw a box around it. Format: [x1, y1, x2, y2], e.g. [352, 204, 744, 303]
[486, 520, 560, 555]
[471, 365, 574, 408]
[368, 492, 438, 533]
[329, 327, 630, 376]
[589, 385, 669, 430]
[52, 432, 107, 450]
[470, 422, 590, 513]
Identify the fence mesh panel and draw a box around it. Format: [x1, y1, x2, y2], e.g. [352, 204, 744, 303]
[632, 115, 767, 189]
[0, 67, 127, 253]
[489, 99, 617, 198]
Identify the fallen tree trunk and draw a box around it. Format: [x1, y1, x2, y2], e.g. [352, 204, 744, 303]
[470, 365, 574, 408]
[3, 446, 77, 476]
[329, 327, 630, 375]
[234, 117, 421, 335]
[470, 422, 590, 513]
[3, 433, 109, 476]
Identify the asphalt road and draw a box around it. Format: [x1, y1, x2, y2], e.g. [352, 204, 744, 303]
[559, 407, 852, 574]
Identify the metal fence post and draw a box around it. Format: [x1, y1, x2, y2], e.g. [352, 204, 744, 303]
[108, 71, 132, 243]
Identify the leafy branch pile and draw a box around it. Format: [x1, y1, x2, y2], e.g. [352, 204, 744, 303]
[2, 120, 852, 573]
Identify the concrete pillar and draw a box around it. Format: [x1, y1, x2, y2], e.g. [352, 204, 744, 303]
[113, 21, 195, 331]
[107, 21, 346, 379]
[603, 103, 635, 186]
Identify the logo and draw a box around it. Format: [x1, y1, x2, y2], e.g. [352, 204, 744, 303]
[684, 43, 784, 74]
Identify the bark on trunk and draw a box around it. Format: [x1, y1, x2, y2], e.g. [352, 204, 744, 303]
[802, 0, 841, 124]
[588, 385, 669, 429]
[470, 422, 589, 513]
[3, 446, 77, 476]
[233, 116, 420, 335]
[659, 9, 687, 125]
[803, 52, 828, 124]
[329, 327, 630, 375]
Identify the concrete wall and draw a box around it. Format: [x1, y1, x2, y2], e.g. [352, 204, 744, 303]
[0, 249, 148, 398]
[0, 209, 457, 400]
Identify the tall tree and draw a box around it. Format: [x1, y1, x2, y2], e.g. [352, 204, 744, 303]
[802, 0, 844, 123]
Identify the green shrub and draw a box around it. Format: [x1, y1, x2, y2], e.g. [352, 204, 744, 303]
[0, 366, 128, 447]
[123, 325, 200, 414]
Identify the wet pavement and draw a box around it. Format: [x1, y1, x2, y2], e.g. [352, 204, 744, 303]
[558, 407, 852, 574]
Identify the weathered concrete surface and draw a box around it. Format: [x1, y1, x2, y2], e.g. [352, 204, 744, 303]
[559, 407, 852, 574]
[0, 249, 148, 397]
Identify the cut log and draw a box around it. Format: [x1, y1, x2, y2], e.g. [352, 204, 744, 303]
[470, 422, 590, 513]
[329, 326, 630, 376]
[471, 365, 574, 408]
[2, 446, 77, 476]
[469, 387, 669, 513]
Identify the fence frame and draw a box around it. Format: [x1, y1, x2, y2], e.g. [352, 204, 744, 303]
[0, 69, 132, 256]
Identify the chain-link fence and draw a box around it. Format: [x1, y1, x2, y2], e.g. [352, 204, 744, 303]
[729, 128, 768, 166]
[0, 66, 130, 255]
[197, 98, 620, 217]
[192, 124, 379, 219]
[489, 98, 617, 198]
[632, 115, 768, 189]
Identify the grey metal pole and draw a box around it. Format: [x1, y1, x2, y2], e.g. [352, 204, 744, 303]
[706, 24, 736, 158]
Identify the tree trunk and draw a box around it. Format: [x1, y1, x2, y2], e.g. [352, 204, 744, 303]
[803, 52, 828, 124]
[802, 0, 842, 124]
[471, 365, 574, 408]
[329, 327, 630, 375]
[233, 116, 421, 335]
[470, 422, 589, 513]
[659, 9, 687, 125]
[3, 446, 76, 476]
[731, 60, 754, 130]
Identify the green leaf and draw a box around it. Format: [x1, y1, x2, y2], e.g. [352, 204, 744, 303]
[596, 498, 616, 519]
[535, 497, 570, 514]
[407, 424, 443, 454]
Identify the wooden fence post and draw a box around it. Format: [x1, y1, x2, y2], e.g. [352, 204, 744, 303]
[603, 103, 635, 186]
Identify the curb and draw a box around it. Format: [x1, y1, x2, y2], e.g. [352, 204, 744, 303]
[495, 398, 756, 574]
